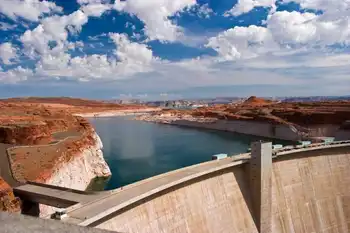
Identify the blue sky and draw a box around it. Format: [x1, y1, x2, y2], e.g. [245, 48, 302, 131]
[0, 0, 349, 100]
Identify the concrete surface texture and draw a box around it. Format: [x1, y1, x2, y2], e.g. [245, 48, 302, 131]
[271, 147, 350, 232]
[91, 144, 350, 233]
[0, 212, 116, 233]
[12, 141, 350, 233]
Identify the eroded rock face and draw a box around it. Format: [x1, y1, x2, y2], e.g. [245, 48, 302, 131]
[0, 123, 51, 145]
[0, 178, 21, 213]
[44, 132, 111, 188]
[0, 98, 122, 216]
[39, 132, 111, 217]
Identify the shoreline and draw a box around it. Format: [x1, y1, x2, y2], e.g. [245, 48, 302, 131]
[74, 108, 161, 118]
[135, 113, 350, 142]
[136, 114, 304, 141]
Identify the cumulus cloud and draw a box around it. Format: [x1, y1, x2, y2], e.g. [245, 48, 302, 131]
[283, 0, 349, 15]
[225, 0, 350, 18]
[110, 33, 155, 66]
[266, 11, 317, 45]
[0, 0, 62, 22]
[208, 8, 350, 62]
[1, 0, 350, 97]
[0, 66, 32, 83]
[113, 0, 196, 42]
[81, 3, 111, 17]
[206, 25, 278, 60]
[20, 10, 89, 57]
[225, 0, 276, 16]
[17, 33, 157, 82]
[0, 43, 17, 65]
[266, 11, 350, 46]
[35, 53, 118, 81]
[191, 4, 214, 18]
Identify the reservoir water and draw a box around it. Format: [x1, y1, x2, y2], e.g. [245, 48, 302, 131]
[89, 117, 283, 190]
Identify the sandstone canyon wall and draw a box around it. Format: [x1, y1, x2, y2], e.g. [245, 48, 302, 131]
[38, 132, 111, 216]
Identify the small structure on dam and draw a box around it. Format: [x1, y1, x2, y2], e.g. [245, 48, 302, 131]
[11, 140, 350, 233]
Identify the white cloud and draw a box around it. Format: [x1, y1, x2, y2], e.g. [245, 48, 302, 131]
[81, 3, 111, 17]
[266, 11, 317, 44]
[18, 33, 157, 82]
[0, 66, 32, 83]
[113, 0, 196, 42]
[0, 0, 62, 22]
[283, 0, 350, 16]
[20, 10, 89, 57]
[225, 0, 350, 17]
[206, 25, 278, 60]
[225, 0, 276, 16]
[266, 11, 350, 46]
[196, 4, 214, 18]
[1, 0, 350, 98]
[35, 53, 119, 81]
[0, 42, 17, 65]
[110, 33, 155, 66]
[207, 9, 350, 62]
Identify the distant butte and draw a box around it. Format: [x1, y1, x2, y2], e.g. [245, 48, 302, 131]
[242, 96, 275, 106]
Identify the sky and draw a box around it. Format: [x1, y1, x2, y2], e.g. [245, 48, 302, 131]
[0, 0, 349, 100]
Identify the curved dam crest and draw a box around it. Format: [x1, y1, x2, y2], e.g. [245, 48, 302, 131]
[10, 116, 350, 233]
[93, 144, 350, 233]
[26, 140, 345, 233]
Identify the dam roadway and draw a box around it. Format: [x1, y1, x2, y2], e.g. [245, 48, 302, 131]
[14, 141, 350, 233]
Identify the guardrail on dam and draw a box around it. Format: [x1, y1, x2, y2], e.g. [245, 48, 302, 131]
[14, 141, 350, 233]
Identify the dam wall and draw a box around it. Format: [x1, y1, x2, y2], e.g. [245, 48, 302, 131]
[96, 164, 257, 233]
[95, 144, 350, 233]
[271, 146, 350, 232]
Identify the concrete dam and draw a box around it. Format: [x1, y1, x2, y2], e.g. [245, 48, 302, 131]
[13, 141, 350, 233]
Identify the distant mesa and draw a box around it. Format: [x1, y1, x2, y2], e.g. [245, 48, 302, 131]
[243, 96, 273, 106]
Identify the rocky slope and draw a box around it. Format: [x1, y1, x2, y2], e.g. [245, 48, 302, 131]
[0, 178, 20, 213]
[137, 97, 350, 141]
[0, 97, 149, 214]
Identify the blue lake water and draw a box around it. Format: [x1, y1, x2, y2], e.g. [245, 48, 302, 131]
[89, 117, 285, 190]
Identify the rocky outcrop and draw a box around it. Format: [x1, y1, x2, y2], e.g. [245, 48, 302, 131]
[40, 131, 111, 217]
[0, 123, 52, 145]
[0, 97, 154, 216]
[0, 177, 21, 213]
[138, 99, 350, 141]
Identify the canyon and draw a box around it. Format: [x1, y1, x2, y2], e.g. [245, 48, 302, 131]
[1, 96, 350, 233]
[0, 97, 156, 215]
